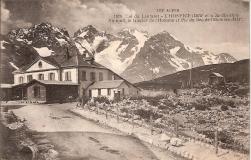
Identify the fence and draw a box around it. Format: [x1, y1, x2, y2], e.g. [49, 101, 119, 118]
[79, 103, 249, 155]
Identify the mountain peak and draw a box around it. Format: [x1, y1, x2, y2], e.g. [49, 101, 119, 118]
[118, 28, 149, 39]
[8, 22, 70, 43]
[74, 25, 99, 38]
[217, 53, 237, 63]
[34, 22, 52, 29]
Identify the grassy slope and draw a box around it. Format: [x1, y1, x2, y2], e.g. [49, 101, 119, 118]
[136, 59, 249, 90]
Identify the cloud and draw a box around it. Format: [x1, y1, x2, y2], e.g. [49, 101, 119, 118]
[1, 0, 10, 34]
[40, 0, 136, 34]
[1, 1, 10, 21]
[1, 0, 32, 34]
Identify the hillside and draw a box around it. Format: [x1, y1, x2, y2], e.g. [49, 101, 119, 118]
[136, 59, 249, 90]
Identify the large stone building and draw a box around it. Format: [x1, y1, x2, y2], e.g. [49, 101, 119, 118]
[5, 53, 139, 103]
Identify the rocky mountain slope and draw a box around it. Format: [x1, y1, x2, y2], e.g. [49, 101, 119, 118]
[73, 26, 149, 74]
[73, 27, 236, 83]
[0, 23, 237, 84]
[120, 32, 236, 82]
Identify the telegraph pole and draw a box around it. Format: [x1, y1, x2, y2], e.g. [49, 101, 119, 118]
[189, 61, 193, 88]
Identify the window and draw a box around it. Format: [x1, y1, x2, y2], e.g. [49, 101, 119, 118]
[49, 73, 55, 80]
[89, 90, 92, 97]
[38, 61, 42, 68]
[34, 86, 40, 97]
[65, 71, 71, 81]
[107, 89, 111, 95]
[90, 72, 96, 81]
[27, 75, 33, 82]
[99, 72, 103, 81]
[38, 74, 44, 80]
[19, 76, 24, 83]
[81, 71, 86, 81]
[98, 89, 101, 96]
[113, 74, 119, 80]
[122, 88, 125, 95]
[108, 72, 113, 80]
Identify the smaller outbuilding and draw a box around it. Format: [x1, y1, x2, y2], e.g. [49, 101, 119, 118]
[88, 80, 140, 100]
[25, 79, 79, 103]
[208, 72, 225, 85]
[0, 84, 13, 101]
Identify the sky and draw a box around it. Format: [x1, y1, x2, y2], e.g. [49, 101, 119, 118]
[1, 0, 250, 60]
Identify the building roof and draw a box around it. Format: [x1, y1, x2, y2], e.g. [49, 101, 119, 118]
[210, 72, 224, 77]
[28, 79, 79, 86]
[13, 54, 106, 74]
[61, 54, 105, 69]
[13, 56, 60, 74]
[0, 83, 13, 88]
[89, 80, 124, 89]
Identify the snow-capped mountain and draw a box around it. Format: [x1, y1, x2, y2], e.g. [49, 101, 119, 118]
[73, 25, 114, 56]
[73, 27, 149, 74]
[1, 23, 237, 84]
[73, 26, 236, 82]
[121, 31, 237, 82]
[95, 28, 148, 74]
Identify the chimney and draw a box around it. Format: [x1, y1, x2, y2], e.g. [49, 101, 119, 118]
[90, 57, 95, 64]
[65, 47, 70, 60]
[90, 50, 95, 64]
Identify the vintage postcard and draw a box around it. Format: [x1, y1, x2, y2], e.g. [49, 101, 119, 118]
[0, 0, 250, 160]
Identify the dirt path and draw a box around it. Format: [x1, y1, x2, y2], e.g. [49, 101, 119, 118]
[11, 103, 182, 160]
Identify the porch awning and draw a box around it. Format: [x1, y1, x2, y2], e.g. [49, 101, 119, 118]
[27, 80, 79, 86]
[89, 80, 124, 89]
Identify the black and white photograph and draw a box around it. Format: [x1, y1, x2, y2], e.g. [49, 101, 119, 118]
[0, 0, 250, 159]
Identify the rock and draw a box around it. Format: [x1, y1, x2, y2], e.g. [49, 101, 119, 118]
[160, 133, 171, 142]
[170, 138, 183, 147]
[133, 115, 140, 120]
[36, 139, 51, 145]
[37, 144, 54, 152]
[155, 118, 162, 124]
[47, 149, 59, 159]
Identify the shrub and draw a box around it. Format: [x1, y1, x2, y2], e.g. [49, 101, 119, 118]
[120, 107, 129, 113]
[134, 108, 162, 120]
[226, 100, 235, 108]
[193, 102, 211, 111]
[158, 104, 167, 110]
[221, 105, 228, 111]
[93, 96, 110, 104]
[5, 111, 18, 124]
[234, 88, 249, 96]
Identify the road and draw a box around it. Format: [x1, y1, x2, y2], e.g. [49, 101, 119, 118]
[9, 103, 182, 160]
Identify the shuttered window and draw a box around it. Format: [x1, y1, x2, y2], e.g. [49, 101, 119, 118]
[19, 76, 24, 83]
[98, 89, 101, 96]
[65, 72, 71, 81]
[49, 73, 55, 80]
[38, 74, 44, 80]
[81, 71, 86, 81]
[99, 72, 103, 81]
[27, 75, 33, 82]
[107, 89, 111, 95]
[90, 72, 96, 81]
